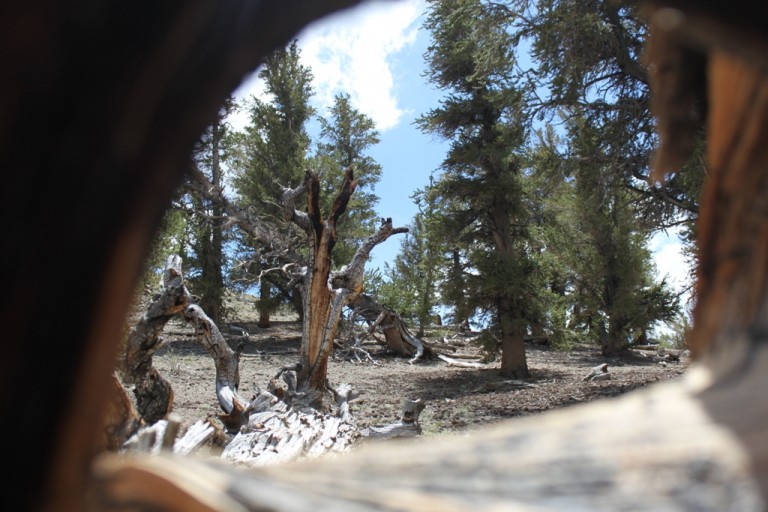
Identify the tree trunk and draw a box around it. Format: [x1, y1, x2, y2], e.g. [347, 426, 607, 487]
[123, 255, 249, 431]
[499, 299, 529, 379]
[273, 170, 407, 403]
[297, 171, 357, 401]
[348, 293, 431, 360]
[602, 315, 628, 356]
[183, 304, 249, 432]
[122, 255, 192, 423]
[257, 280, 272, 328]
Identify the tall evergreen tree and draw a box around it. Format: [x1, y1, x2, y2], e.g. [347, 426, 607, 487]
[311, 92, 382, 265]
[519, 0, 704, 231]
[379, 181, 445, 336]
[564, 116, 679, 353]
[231, 40, 315, 326]
[419, 0, 538, 378]
[187, 98, 237, 324]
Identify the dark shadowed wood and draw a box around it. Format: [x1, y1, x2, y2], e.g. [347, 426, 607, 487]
[0, 1, 361, 510]
[8, 0, 768, 510]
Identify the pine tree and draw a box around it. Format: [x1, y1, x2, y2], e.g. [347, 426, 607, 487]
[556, 116, 680, 353]
[419, 0, 538, 378]
[187, 98, 237, 324]
[231, 40, 315, 326]
[311, 92, 382, 265]
[521, 0, 704, 232]
[378, 181, 445, 335]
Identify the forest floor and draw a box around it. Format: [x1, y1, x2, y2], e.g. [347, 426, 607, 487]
[130, 293, 691, 440]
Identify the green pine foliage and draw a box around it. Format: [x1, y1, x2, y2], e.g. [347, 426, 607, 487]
[410, 0, 688, 360]
[418, 0, 539, 377]
[311, 92, 383, 265]
[377, 182, 446, 335]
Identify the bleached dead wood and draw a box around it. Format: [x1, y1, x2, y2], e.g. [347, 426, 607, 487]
[583, 363, 610, 382]
[441, 353, 481, 360]
[361, 398, 425, 440]
[220, 383, 360, 467]
[348, 293, 432, 361]
[122, 255, 192, 423]
[174, 420, 217, 456]
[437, 353, 485, 368]
[183, 304, 250, 432]
[89, 366, 766, 511]
[122, 416, 217, 458]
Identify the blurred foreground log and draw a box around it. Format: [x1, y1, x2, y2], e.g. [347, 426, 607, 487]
[89, 373, 764, 510]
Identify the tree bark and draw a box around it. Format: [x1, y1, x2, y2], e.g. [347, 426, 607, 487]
[499, 299, 529, 379]
[348, 293, 431, 361]
[257, 280, 272, 328]
[297, 169, 357, 400]
[275, 169, 408, 403]
[183, 304, 249, 432]
[122, 255, 192, 423]
[99, 373, 142, 452]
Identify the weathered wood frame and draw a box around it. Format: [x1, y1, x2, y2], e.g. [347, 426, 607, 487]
[5, 1, 768, 510]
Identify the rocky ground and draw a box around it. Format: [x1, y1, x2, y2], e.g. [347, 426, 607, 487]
[133, 293, 690, 439]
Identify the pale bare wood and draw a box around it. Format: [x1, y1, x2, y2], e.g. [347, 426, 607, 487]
[582, 363, 610, 382]
[183, 303, 249, 430]
[88, 366, 765, 511]
[122, 255, 193, 423]
[220, 383, 359, 467]
[436, 354, 485, 369]
[361, 398, 425, 440]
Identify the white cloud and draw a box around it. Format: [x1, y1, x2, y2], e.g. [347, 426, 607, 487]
[651, 229, 692, 298]
[233, 0, 423, 133]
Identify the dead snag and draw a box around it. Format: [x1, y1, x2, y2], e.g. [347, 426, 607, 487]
[183, 304, 249, 432]
[348, 293, 432, 362]
[361, 398, 425, 440]
[280, 169, 407, 405]
[122, 255, 192, 424]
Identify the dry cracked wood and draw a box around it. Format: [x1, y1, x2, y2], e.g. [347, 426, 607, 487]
[88, 365, 765, 511]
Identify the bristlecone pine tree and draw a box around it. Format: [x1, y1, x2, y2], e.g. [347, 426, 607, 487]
[418, 0, 538, 378]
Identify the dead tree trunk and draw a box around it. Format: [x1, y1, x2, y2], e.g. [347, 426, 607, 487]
[348, 293, 432, 362]
[122, 254, 249, 431]
[278, 169, 407, 404]
[183, 304, 249, 432]
[191, 162, 428, 364]
[122, 255, 192, 423]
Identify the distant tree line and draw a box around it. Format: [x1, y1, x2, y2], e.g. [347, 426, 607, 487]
[144, 0, 701, 379]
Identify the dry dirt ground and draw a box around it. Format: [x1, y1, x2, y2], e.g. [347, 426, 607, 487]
[133, 294, 690, 439]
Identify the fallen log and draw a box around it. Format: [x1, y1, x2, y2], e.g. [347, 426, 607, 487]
[361, 399, 425, 440]
[437, 354, 486, 369]
[88, 370, 765, 510]
[349, 293, 433, 361]
[582, 363, 610, 382]
[221, 383, 360, 467]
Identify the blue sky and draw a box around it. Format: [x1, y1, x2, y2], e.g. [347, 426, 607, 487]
[230, 0, 693, 312]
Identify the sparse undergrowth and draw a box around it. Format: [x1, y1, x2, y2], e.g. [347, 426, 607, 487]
[134, 292, 689, 442]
